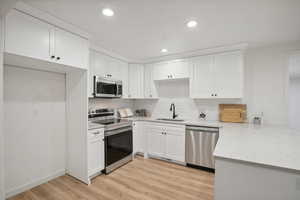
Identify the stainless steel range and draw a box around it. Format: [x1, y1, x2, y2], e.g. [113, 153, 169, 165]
[89, 109, 133, 174]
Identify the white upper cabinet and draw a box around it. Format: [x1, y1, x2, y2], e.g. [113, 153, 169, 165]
[5, 10, 89, 69]
[5, 10, 52, 62]
[54, 28, 89, 69]
[144, 64, 158, 98]
[190, 51, 244, 99]
[91, 51, 123, 80]
[153, 60, 189, 80]
[128, 64, 144, 98]
[119, 60, 129, 98]
[190, 55, 214, 98]
[214, 51, 244, 98]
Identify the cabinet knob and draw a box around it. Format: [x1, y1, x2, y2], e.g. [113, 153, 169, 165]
[93, 131, 100, 135]
[51, 55, 55, 59]
[211, 94, 214, 97]
[56, 57, 61, 60]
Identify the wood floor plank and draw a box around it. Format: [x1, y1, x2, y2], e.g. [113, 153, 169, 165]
[8, 157, 214, 200]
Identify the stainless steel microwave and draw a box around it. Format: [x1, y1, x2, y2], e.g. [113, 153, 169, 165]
[93, 76, 122, 98]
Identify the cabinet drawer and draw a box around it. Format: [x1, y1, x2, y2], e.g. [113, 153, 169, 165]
[88, 128, 104, 140]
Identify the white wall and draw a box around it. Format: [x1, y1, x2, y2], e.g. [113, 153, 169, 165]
[242, 44, 299, 125]
[0, 16, 5, 200]
[289, 78, 300, 130]
[3, 66, 66, 197]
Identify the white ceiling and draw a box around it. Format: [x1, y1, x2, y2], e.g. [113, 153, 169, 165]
[24, 0, 300, 61]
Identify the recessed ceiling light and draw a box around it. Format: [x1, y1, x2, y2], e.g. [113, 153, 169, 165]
[161, 48, 168, 53]
[187, 20, 198, 28]
[102, 8, 114, 17]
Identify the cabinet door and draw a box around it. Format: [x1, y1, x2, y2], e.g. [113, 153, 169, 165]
[133, 122, 140, 154]
[153, 62, 170, 80]
[107, 57, 122, 80]
[88, 51, 95, 97]
[5, 10, 51, 62]
[93, 52, 109, 77]
[128, 64, 144, 98]
[169, 60, 189, 79]
[190, 55, 214, 98]
[88, 130, 104, 176]
[165, 127, 185, 162]
[54, 28, 89, 69]
[147, 126, 165, 157]
[144, 64, 158, 98]
[120, 61, 129, 98]
[214, 51, 244, 98]
[133, 122, 146, 154]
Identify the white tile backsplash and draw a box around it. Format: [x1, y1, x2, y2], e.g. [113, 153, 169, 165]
[134, 98, 241, 120]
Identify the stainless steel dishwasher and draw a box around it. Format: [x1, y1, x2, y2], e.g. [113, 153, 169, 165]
[186, 126, 219, 171]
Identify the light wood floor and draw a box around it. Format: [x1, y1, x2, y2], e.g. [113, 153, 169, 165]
[9, 157, 214, 200]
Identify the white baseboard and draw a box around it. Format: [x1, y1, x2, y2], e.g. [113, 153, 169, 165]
[5, 169, 66, 199]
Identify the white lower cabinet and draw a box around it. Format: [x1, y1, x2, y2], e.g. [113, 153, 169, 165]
[133, 121, 146, 155]
[146, 123, 185, 163]
[88, 128, 105, 177]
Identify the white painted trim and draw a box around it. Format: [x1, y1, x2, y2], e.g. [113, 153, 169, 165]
[14, 2, 90, 39]
[142, 43, 248, 64]
[5, 170, 66, 199]
[89, 43, 133, 63]
[0, 16, 5, 200]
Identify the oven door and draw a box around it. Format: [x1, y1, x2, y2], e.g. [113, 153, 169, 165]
[94, 76, 117, 97]
[105, 126, 133, 168]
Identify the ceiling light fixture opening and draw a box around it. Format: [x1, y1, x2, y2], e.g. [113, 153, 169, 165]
[161, 48, 168, 53]
[102, 8, 114, 17]
[187, 20, 198, 28]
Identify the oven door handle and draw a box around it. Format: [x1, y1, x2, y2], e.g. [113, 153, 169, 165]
[105, 126, 132, 137]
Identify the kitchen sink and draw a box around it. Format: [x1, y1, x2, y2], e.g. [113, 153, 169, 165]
[156, 118, 185, 122]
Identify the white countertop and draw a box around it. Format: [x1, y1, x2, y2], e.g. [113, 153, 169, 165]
[131, 117, 300, 172]
[214, 123, 300, 172]
[88, 121, 105, 130]
[89, 116, 300, 172]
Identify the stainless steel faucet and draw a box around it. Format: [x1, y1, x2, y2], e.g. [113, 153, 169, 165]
[170, 103, 178, 119]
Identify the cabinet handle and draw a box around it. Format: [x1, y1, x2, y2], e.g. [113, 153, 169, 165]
[211, 94, 214, 97]
[93, 131, 100, 135]
[56, 57, 61, 60]
[51, 55, 55, 59]
[215, 94, 217, 96]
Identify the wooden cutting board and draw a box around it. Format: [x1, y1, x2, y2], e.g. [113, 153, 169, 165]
[219, 104, 247, 123]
